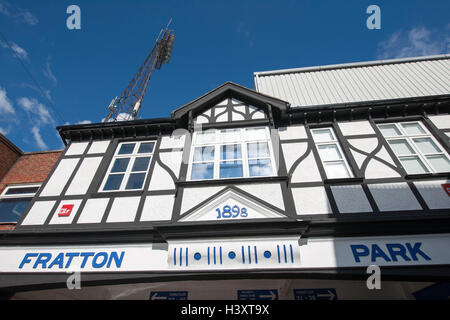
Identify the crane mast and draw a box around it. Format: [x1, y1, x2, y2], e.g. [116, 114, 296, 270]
[104, 20, 175, 122]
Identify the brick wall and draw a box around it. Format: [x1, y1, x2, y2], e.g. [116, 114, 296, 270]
[0, 150, 62, 231]
[0, 136, 21, 181]
[0, 151, 62, 194]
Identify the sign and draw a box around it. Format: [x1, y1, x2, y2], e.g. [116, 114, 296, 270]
[294, 289, 337, 300]
[58, 204, 74, 217]
[442, 184, 450, 197]
[350, 242, 431, 263]
[237, 290, 278, 300]
[1, 233, 450, 273]
[149, 291, 188, 300]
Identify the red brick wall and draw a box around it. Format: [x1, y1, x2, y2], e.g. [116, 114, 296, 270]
[0, 139, 21, 181]
[0, 151, 62, 194]
[0, 151, 62, 230]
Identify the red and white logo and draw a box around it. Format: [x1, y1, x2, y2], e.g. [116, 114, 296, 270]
[442, 184, 450, 197]
[58, 204, 74, 217]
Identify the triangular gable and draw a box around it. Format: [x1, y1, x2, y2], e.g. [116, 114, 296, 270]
[171, 82, 289, 123]
[179, 187, 287, 222]
[193, 97, 268, 124]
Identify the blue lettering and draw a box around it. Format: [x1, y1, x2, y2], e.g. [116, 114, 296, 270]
[350, 245, 369, 263]
[33, 253, 52, 269]
[19, 253, 38, 269]
[65, 252, 80, 268]
[80, 252, 95, 268]
[48, 253, 64, 269]
[107, 251, 125, 268]
[371, 244, 391, 262]
[406, 242, 431, 261]
[386, 243, 411, 262]
[92, 252, 108, 268]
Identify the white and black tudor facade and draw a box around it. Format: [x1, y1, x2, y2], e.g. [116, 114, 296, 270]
[1, 55, 449, 299]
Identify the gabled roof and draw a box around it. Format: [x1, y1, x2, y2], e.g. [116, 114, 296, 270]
[254, 54, 450, 108]
[171, 81, 290, 120]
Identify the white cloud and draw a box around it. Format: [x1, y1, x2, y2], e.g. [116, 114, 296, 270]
[19, 10, 38, 25]
[17, 97, 54, 125]
[76, 120, 92, 125]
[43, 57, 57, 86]
[0, 126, 10, 135]
[31, 126, 48, 149]
[0, 86, 15, 115]
[20, 83, 53, 102]
[0, 3, 10, 16]
[377, 26, 450, 59]
[0, 40, 28, 60]
[0, 1, 38, 25]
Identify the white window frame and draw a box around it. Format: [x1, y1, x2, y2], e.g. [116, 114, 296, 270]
[99, 140, 156, 192]
[188, 127, 277, 181]
[377, 121, 450, 174]
[311, 127, 354, 179]
[0, 183, 40, 223]
[0, 183, 41, 199]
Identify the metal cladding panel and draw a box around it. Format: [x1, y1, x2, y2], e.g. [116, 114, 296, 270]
[255, 56, 450, 107]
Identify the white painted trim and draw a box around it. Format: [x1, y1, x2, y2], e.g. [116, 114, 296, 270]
[0, 183, 41, 199]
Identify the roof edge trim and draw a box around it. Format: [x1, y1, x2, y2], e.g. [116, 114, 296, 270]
[254, 54, 450, 77]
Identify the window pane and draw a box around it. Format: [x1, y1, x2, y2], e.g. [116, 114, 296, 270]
[312, 129, 334, 142]
[388, 139, 415, 155]
[221, 144, 241, 160]
[246, 127, 267, 141]
[247, 142, 270, 158]
[118, 143, 135, 155]
[0, 199, 31, 222]
[132, 157, 151, 172]
[193, 146, 215, 162]
[413, 138, 441, 154]
[323, 161, 351, 179]
[378, 124, 402, 137]
[195, 130, 216, 144]
[426, 155, 450, 172]
[103, 174, 124, 191]
[111, 158, 130, 173]
[191, 163, 214, 180]
[402, 123, 426, 135]
[220, 129, 240, 143]
[138, 142, 155, 154]
[4, 186, 39, 195]
[317, 144, 342, 161]
[125, 173, 146, 190]
[399, 156, 429, 174]
[248, 159, 273, 177]
[220, 160, 243, 178]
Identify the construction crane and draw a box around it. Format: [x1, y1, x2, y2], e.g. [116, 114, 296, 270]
[104, 20, 175, 122]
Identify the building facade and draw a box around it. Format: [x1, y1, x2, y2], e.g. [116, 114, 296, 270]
[0, 134, 62, 231]
[1, 54, 449, 300]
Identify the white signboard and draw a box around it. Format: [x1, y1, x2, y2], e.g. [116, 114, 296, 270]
[0, 234, 449, 273]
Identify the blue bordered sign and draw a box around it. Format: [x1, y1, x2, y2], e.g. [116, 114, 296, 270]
[294, 289, 337, 300]
[237, 290, 278, 300]
[149, 291, 188, 300]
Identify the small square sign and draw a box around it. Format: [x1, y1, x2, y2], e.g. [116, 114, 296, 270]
[58, 204, 74, 217]
[442, 184, 450, 197]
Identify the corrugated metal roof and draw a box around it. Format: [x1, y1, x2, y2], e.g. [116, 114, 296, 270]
[254, 54, 450, 108]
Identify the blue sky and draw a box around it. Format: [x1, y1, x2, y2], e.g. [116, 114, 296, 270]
[0, 0, 449, 152]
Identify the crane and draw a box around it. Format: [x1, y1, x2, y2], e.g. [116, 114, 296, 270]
[104, 20, 175, 122]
